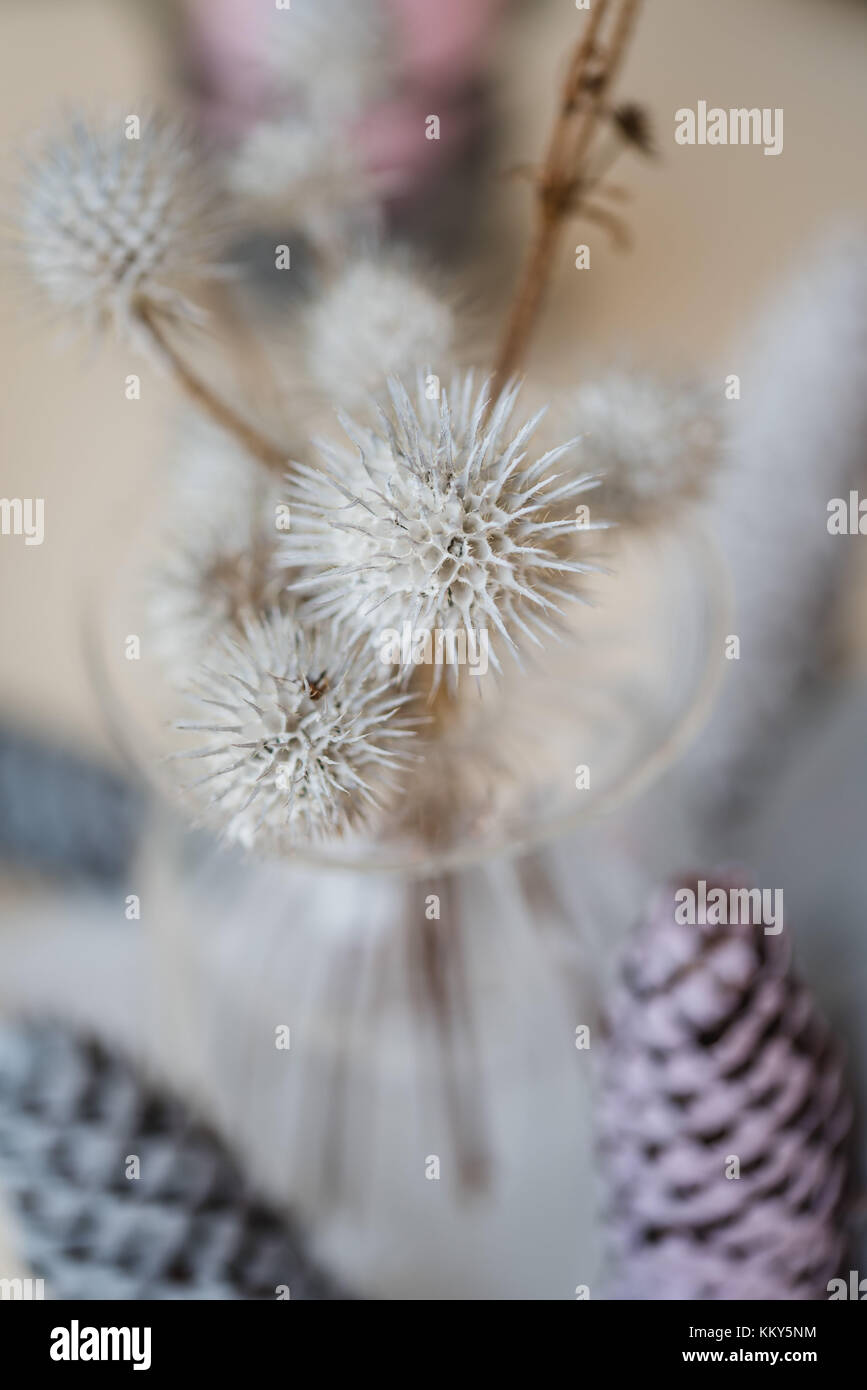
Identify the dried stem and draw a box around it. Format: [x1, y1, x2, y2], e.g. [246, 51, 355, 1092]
[490, 0, 644, 402]
[202, 278, 296, 437]
[136, 300, 291, 476]
[409, 877, 491, 1191]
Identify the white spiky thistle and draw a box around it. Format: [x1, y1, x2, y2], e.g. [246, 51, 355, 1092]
[229, 0, 394, 244]
[280, 374, 604, 684]
[146, 419, 288, 677]
[19, 115, 229, 341]
[227, 118, 371, 234]
[306, 258, 455, 409]
[570, 372, 720, 524]
[176, 609, 417, 849]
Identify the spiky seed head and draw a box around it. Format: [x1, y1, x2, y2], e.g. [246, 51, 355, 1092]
[306, 258, 454, 408]
[175, 609, 417, 849]
[570, 373, 720, 524]
[266, 0, 392, 121]
[19, 115, 229, 340]
[149, 536, 280, 681]
[280, 374, 603, 683]
[227, 118, 368, 223]
[146, 418, 286, 677]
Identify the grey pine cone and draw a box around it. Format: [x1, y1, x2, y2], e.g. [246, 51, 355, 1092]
[598, 877, 852, 1300]
[0, 1023, 351, 1300]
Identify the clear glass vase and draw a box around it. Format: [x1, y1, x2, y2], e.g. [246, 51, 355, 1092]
[94, 516, 730, 1297]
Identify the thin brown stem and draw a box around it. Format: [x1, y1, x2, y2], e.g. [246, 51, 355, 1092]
[409, 876, 491, 1191]
[136, 300, 291, 476]
[490, 0, 644, 402]
[203, 278, 294, 434]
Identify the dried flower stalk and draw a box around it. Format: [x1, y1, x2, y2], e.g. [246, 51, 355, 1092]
[137, 302, 291, 475]
[490, 0, 645, 402]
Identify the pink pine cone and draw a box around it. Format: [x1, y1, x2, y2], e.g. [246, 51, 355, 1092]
[598, 875, 852, 1300]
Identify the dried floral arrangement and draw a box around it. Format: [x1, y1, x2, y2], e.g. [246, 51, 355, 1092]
[16, 0, 720, 864]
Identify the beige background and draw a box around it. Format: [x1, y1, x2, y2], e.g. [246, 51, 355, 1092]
[0, 0, 866, 759]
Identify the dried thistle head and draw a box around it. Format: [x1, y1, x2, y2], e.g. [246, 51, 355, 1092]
[150, 535, 283, 681]
[266, 0, 393, 122]
[570, 372, 721, 525]
[306, 257, 454, 409]
[175, 609, 417, 849]
[228, 0, 394, 240]
[19, 114, 229, 341]
[227, 118, 371, 233]
[281, 374, 603, 685]
[147, 419, 287, 677]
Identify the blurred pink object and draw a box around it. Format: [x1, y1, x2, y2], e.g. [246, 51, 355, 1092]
[183, 0, 503, 195]
[183, 0, 272, 138]
[390, 0, 503, 88]
[599, 876, 851, 1300]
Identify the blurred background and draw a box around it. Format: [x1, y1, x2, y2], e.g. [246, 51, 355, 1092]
[1, 0, 866, 1300]
[1, 0, 866, 754]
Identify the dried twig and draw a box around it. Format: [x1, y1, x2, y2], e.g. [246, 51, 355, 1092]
[409, 876, 491, 1192]
[136, 300, 291, 476]
[490, 0, 645, 402]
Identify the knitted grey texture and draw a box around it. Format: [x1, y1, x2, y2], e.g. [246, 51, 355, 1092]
[0, 1023, 351, 1300]
[0, 726, 141, 884]
[598, 878, 852, 1300]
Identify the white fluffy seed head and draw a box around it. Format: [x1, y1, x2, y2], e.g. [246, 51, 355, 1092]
[149, 533, 283, 683]
[19, 115, 229, 340]
[570, 372, 721, 523]
[280, 374, 603, 683]
[229, 1, 393, 233]
[227, 118, 368, 223]
[176, 609, 417, 849]
[306, 258, 454, 408]
[266, 0, 392, 121]
[146, 419, 286, 678]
